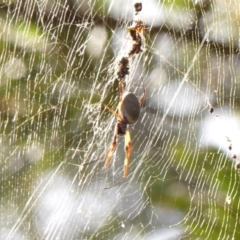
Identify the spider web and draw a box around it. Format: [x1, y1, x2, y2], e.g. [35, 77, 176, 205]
[1, 0, 240, 239]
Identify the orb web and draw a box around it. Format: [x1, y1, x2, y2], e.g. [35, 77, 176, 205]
[1, 0, 240, 239]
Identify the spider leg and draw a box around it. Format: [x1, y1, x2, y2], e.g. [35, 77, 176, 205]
[103, 80, 124, 121]
[139, 78, 146, 107]
[102, 96, 123, 171]
[103, 104, 122, 120]
[103, 124, 118, 170]
[123, 128, 133, 177]
[119, 80, 124, 101]
[102, 80, 126, 172]
[139, 91, 146, 107]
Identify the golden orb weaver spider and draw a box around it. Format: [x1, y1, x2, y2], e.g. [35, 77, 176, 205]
[103, 80, 146, 178]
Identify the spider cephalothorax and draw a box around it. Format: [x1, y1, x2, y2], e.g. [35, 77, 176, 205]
[103, 81, 146, 177]
[117, 121, 127, 136]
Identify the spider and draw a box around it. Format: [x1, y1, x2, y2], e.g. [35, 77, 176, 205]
[103, 80, 146, 178]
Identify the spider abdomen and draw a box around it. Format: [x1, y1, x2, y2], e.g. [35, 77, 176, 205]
[121, 92, 140, 124]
